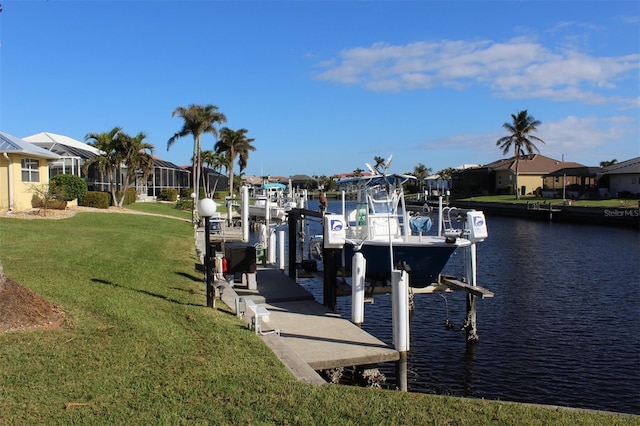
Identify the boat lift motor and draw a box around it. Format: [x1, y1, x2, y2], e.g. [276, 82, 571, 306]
[323, 214, 346, 249]
[466, 210, 488, 242]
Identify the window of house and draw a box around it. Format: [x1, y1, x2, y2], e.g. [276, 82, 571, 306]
[21, 158, 40, 182]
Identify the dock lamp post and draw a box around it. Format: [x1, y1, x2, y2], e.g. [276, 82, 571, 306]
[197, 198, 217, 308]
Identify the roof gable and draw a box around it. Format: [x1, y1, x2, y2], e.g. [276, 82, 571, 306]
[23, 132, 102, 155]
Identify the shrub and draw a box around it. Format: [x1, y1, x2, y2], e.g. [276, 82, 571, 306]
[175, 198, 193, 211]
[31, 194, 67, 210]
[116, 188, 138, 206]
[157, 188, 178, 202]
[49, 174, 88, 201]
[79, 191, 110, 209]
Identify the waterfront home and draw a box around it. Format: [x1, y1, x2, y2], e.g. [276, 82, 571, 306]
[598, 157, 640, 198]
[25, 132, 197, 201]
[454, 154, 584, 196]
[0, 131, 60, 212]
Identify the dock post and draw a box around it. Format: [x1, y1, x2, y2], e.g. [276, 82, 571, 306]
[463, 243, 479, 343]
[277, 229, 285, 271]
[322, 247, 337, 311]
[288, 210, 299, 280]
[241, 186, 249, 242]
[268, 226, 277, 264]
[351, 252, 366, 326]
[396, 352, 408, 392]
[392, 269, 409, 391]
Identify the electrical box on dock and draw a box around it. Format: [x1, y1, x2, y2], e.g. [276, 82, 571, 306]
[466, 211, 488, 242]
[323, 215, 346, 248]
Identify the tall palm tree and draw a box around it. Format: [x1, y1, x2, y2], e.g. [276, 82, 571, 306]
[167, 104, 226, 220]
[84, 127, 124, 206]
[214, 127, 256, 205]
[496, 110, 545, 199]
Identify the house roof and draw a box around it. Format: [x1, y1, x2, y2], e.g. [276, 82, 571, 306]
[484, 154, 584, 174]
[23, 132, 102, 155]
[289, 174, 316, 181]
[545, 166, 603, 177]
[0, 131, 60, 160]
[29, 140, 98, 161]
[600, 157, 640, 175]
[151, 155, 185, 170]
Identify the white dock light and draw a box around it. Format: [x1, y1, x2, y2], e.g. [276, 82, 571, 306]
[197, 198, 218, 308]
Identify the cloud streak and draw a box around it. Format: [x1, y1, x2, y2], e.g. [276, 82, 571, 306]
[314, 38, 639, 107]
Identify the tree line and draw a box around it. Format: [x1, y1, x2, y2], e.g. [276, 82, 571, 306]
[79, 106, 619, 210]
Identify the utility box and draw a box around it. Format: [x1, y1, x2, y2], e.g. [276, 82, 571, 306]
[323, 214, 346, 248]
[224, 242, 257, 274]
[466, 211, 488, 242]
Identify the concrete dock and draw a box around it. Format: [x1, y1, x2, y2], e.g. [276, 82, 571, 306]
[217, 267, 399, 384]
[196, 223, 399, 384]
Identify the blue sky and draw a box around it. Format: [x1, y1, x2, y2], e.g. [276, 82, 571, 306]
[1, 1, 638, 178]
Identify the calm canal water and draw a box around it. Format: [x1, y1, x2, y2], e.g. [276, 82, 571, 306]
[289, 201, 640, 414]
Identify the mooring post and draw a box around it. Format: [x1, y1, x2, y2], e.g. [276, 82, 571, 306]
[322, 247, 337, 311]
[463, 243, 479, 343]
[392, 269, 410, 391]
[351, 251, 366, 326]
[241, 185, 249, 242]
[288, 210, 298, 279]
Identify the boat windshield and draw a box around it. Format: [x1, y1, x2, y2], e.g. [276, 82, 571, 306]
[367, 187, 399, 214]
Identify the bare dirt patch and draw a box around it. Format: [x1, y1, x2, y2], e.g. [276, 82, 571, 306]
[0, 274, 65, 333]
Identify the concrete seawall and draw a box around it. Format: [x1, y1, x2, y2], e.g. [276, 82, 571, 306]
[449, 201, 640, 229]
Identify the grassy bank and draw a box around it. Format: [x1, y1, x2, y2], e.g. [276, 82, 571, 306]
[455, 195, 639, 208]
[0, 207, 636, 424]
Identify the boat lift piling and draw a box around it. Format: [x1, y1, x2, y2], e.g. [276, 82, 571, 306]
[392, 269, 410, 391]
[351, 252, 366, 326]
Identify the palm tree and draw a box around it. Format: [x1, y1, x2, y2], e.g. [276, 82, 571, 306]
[496, 110, 545, 199]
[116, 131, 154, 207]
[412, 163, 431, 179]
[201, 150, 227, 197]
[84, 127, 124, 206]
[600, 159, 618, 167]
[214, 128, 256, 222]
[167, 104, 227, 221]
[411, 163, 432, 195]
[84, 128, 154, 207]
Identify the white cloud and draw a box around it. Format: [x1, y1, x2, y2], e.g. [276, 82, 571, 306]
[314, 39, 639, 106]
[409, 114, 639, 169]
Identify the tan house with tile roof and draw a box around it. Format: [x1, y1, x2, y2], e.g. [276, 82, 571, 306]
[454, 154, 584, 196]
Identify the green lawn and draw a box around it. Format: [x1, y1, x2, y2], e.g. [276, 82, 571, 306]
[457, 195, 638, 208]
[0, 208, 636, 424]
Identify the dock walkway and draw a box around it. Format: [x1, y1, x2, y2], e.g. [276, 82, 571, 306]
[195, 224, 399, 384]
[217, 267, 399, 384]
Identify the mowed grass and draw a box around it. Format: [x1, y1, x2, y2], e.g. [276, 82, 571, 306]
[458, 195, 638, 208]
[0, 209, 636, 424]
[123, 201, 193, 219]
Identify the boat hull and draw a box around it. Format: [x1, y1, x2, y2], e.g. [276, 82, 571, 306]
[336, 239, 461, 288]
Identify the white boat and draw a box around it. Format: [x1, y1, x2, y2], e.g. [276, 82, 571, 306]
[314, 158, 473, 288]
[248, 183, 300, 223]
